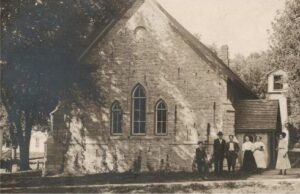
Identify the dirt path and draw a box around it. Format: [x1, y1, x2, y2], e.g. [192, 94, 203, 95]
[248, 168, 300, 180]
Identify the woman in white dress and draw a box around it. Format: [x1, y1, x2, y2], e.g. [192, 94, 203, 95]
[253, 136, 267, 173]
[276, 132, 291, 175]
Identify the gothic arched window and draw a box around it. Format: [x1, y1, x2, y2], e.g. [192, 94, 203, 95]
[155, 100, 167, 135]
[111, 101, 122, 134]
[132, 84, 146, 134]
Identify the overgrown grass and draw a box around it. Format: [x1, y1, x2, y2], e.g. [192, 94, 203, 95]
[3, 180, 296, 193]
[0, 171, 250, 189]
[1, 171, 262, 193]
[0, 183, 212, 193]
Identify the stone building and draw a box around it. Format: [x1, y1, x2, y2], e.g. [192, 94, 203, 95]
[44, 0, 281, 175]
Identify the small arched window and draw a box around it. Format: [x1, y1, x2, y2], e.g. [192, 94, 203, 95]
[111, 101, 122, 134]
[155, 100, 167, 135]
[132, 84, 146, 134]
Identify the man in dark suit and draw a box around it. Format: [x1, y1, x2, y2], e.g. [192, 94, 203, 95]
[213, 131, 226, 175]
[194, 141, 208, 178]
[226, 135, 240, 172]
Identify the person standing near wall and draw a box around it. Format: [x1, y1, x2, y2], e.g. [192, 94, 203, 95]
[276, 132, 291, 175]
[194, 141, 208, 178]
[242, 136, 257, 173]
[213, 131, 226, 175]
[253, 136, 267, 173]
[226, 135, 239, 173]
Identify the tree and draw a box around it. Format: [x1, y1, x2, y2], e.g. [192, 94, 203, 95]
[0, 100, 9, 159]
[0, 0, 134, 170]
[269, 0, 300, 129]
[231, 52, 271, 98]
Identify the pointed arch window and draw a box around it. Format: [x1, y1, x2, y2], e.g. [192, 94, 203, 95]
[155, 100, 167, 135]
[132, 84, 146, 134]
[111, 101, 122, 134]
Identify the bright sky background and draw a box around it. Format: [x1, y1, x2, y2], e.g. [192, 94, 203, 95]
[157, 0, 285, 57]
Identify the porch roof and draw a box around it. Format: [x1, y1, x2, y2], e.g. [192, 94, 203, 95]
[235, 100, 280, 132]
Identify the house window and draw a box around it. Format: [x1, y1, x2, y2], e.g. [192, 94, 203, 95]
[111, 101, 122, 134]
[132, 84, 146, 134]
[155, 100, 167, 135]
[273, 75, 283, 90]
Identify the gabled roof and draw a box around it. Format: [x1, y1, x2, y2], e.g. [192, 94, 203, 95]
[235, 100, 280, 132]
[78, 0, 257, 98]
[153, 1, 257, 98]
[266, 68, 287, 76]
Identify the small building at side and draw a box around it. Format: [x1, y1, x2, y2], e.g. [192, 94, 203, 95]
[235, 100, 281, 168]
[43, 0, 282, 175]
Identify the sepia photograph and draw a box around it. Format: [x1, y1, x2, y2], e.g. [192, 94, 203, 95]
[0, 0, 300, 193]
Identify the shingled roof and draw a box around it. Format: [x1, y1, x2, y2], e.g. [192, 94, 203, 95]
[235, 100, 281, 132]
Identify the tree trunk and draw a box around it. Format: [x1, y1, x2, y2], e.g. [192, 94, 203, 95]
[14, 111, 32, 171]
[19, 139, 30, 171]
[0, 129, 3, 160]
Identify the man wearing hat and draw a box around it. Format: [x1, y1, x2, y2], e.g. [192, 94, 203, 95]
[213, 131, 226, 175]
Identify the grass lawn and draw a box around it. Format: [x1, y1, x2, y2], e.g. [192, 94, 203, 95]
[1, 170, 249, 187]
[1, 170, 299, 193]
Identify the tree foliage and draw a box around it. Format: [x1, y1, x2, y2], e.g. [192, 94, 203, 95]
[231, 0, 300, 130]
[0, 0, 134, 170]
[269, 0, 300, 129]
[0, 101, 10, 148]
[231, 52, 271, 98]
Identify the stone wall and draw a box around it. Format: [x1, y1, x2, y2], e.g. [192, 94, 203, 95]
[84, 0, 236, 140]
[44, 0, 250, 175]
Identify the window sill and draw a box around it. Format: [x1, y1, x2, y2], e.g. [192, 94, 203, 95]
[154, 134, 168, 136]
[110, 136, 126, 140]
[129, 135, 171, 139]
[131, 133, 147, 136]
[268, 90, 284, 94]
[169, 141, 197, 145]
[109, 135, 172, 140]
[111, 133, 123, 136]
[273, 89, 284, 91]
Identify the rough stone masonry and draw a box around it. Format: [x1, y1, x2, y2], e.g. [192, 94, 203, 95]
[44, 0, 255, 175]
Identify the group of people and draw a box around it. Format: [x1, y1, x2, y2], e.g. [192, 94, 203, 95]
[194, 131, 291, 178]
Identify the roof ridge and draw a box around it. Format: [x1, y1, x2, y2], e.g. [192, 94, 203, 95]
[78, 0, 141, 61]
[153, 0, 257, 98]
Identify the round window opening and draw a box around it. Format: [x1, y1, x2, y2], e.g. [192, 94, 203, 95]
[134, 26, 147, 42]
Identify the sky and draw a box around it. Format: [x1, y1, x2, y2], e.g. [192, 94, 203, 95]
[157, 0, 285, 57]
